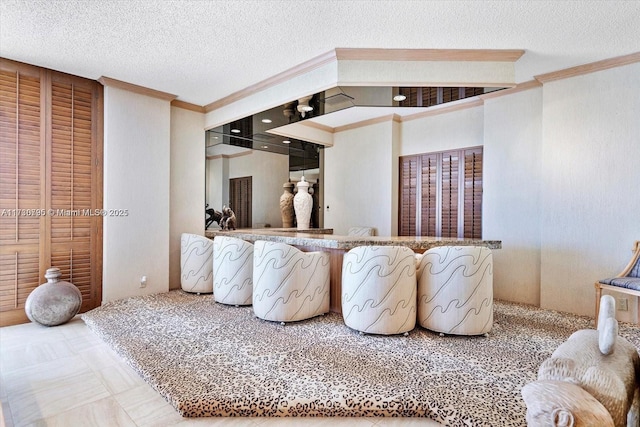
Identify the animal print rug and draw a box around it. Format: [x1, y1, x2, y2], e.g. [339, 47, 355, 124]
[81, 290, 640, 425]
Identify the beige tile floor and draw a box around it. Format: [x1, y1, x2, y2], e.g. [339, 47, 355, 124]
[1, 317, 443, 427]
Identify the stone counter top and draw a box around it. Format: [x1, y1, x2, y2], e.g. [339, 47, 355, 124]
[245, 227, 333, 234]
[205, 228, 501, 251]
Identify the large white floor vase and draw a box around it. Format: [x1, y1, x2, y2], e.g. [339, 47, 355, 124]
[341, 246, 417, 335]
[213, 236, 253, 305]
[180, 233, 213, 294]
[416, 246, 493, 336]
[252, 240, 330, 323]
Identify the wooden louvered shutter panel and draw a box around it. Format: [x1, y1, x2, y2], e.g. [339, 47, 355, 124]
[49, 75, 101, 312]
[442, 87, 461, 104]
[440, 151, 459, 238]
[420, 154, 437, 236]
[0, 60, 102, 326]
[398, 147, 482, 239]
[243, 177, 252, 227]
[398, 88, 418, 107]
[463, 148, 483, 238]
[422, 88, 438, 107]
[465, 87, 484, 98]
[229, 176, 252, 228]
[399, 156, 417, 236]
[0, 65, 44, 320]
[239, 176, 251, 228]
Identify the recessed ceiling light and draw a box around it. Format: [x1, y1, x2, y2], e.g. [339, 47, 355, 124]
[282, 140, 291, 144]
[261, 145, 268, 149]
[231, 129, 240, 133]
[393, 94, 407, 102]
[213, 136, 219, 139]
[261, 119, 272, 124]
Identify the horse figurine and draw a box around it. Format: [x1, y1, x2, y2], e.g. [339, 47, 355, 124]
[220, 206, 236, 230]
[205, 204, 222, 229]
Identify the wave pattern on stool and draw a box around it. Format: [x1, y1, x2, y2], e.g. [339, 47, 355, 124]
[213, 236, 254, 305]
[180, 233, 213, 294]
[252, 241, 329, 323]
[342, 246, 417, 335]
[417, 246, 493, 336]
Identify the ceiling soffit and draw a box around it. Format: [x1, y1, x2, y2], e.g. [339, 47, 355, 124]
[205, 84, 503, 172]
[204, 48, 524, 170]
[203, 48, 524, 130]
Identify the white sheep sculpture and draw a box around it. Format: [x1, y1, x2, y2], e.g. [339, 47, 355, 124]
[521, 295, 640, 427]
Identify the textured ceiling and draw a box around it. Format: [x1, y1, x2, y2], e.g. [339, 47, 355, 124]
[1, 0, 638, 106]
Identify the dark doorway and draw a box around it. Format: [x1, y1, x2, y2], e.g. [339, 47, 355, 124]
[229, 176, 252, 228]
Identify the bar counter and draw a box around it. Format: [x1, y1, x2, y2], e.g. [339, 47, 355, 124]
[204, 228, 502, 251]
[205, 228, 501, 313]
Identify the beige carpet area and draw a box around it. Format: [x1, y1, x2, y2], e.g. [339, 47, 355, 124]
[81, 290, 640, 425]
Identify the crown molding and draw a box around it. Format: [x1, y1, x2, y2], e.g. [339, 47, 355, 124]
[203, 48, 524, 114]
[333, 114, 402, 133]
[204, 50, 338, 113]
[297, 120, 334, 133]
[335, 48, 525, 62]
[534, 51, 640, 83]
[98, 76, 177, 101]
[171, 99, 206, 113]
[479, 80, 542, 100]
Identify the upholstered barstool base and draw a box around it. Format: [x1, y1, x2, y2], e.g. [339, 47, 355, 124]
[341, 246, 417, 335]
[252, 241, 330, 323]
[180, 233, 213, 294]
[417, 246, 493, 336]
[213, 236, 254, 306]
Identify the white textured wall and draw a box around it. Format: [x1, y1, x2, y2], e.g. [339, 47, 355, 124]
[483, 88, 543, 305]
[169, 106, 205, 290]
[103, 87, 171, 301]
[206, 156, 226, 213]
[279, 63, 640, 322]
[208, 151, 289, 228]
[401, 106, 484, 155]
[324, 120, 397, 236]
[540, 63, 640, 321]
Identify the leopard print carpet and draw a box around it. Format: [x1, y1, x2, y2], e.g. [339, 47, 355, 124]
[81, 290, 640, 425]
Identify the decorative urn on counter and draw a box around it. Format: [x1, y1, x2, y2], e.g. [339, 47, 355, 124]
[279, 181, 295, 228]
[293, 177, 313, 230]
